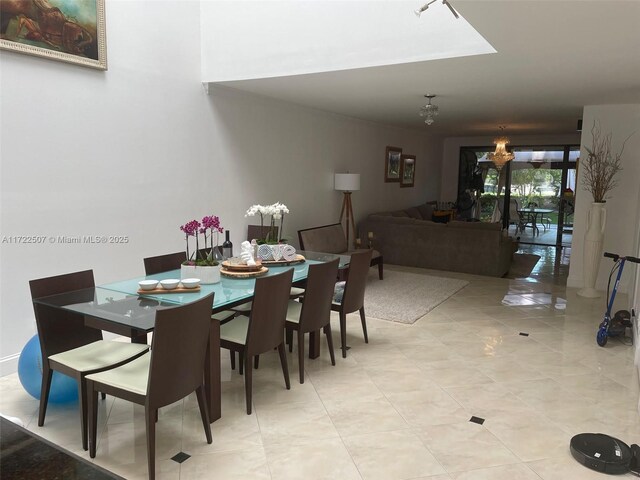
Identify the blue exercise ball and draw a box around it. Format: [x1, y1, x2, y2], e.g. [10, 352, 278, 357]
[18, 335, 78, 404]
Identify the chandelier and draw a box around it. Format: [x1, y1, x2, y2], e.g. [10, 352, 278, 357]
[419, 94, 439, 125]
[488, 126, 515, 171]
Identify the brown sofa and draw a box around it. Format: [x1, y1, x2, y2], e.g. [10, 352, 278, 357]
[357, 204, 513, 277]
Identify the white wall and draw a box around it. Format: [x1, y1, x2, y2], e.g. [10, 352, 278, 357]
[0, 1, 439, 375]
[567, 105, 640, 294]
[440, 133, 581, 202]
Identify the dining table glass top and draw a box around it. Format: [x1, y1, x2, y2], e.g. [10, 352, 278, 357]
[33, 288, 174, 332]
[32, 251, 350, 331]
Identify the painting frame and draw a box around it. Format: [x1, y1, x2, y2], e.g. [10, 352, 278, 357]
[0, 0, 108, 70]
[384, 146, 402, 183]
[400, 154, 416, 188]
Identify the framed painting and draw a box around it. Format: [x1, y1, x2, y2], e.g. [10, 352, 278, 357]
[400, 154, 416, 188]
[384, 146, 402, 182]
[0, 0, 107, 70]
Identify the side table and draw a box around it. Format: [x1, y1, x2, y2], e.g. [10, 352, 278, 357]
[432, 209, 455, 223]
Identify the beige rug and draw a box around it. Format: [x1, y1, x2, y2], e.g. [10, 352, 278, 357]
[506, 253, 541, 279]
[364, 269, 468, 324]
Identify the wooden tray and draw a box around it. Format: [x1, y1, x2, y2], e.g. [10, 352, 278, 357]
[137, 286, 201, 294]
[260, 254, 306, 266]
[221, 260, 264, 272]
[221, 266, 269, 278]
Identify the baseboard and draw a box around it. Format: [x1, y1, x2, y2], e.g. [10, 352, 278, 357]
[0, 353, 20, 377]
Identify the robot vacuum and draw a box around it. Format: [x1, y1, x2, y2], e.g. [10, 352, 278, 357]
[570, 433, 635, 475]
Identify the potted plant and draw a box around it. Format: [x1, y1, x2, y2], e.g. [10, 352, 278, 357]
[245, 202, 289, 244]
[179, 215, 224, 284]
[578, 121, 627, 297]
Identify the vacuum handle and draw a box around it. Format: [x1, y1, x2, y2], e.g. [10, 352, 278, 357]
[603, 252, 640, 263]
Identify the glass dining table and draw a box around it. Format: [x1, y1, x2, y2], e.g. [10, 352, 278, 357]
[32, 251, 349, 422]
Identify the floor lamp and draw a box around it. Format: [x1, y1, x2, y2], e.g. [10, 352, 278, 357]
[334, 173, 360, 249]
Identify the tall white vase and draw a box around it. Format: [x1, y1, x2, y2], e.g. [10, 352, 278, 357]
[578, 202, 607, 298]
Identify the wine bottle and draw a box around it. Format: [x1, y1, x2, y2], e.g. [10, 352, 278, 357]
[222, 231, 233, 259]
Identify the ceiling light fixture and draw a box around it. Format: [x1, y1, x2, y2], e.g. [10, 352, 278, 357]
[488, 126, 515, 171]
[414, 0, 459, 19]
[419, 94, 439, 125]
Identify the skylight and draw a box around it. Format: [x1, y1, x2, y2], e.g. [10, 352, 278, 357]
[201, 0, 496, 83]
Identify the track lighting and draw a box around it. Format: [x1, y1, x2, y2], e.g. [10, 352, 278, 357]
[415, 0, 459, 19]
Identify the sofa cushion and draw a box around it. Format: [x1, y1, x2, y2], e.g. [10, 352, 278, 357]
[416, 203, 434, 220]
[333, 281, 346, 304]
[448, 221, 502, 231]
[405, 207, 423, 219]
[391, 210, 409, 217]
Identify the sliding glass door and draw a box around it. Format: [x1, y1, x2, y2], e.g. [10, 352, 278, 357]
[458, 145, 579, 248]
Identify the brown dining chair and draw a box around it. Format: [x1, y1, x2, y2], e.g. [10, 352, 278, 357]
[143, 251, 186, 275]
[298, 223, 383, 280]
[219, 269, 293, 414]
[331, 249, 373, 358]
[86, 293, 215, 480]
[285, 258, 339, 383]
[143, 251, 234, 323]
[247, 225, 279, 243]
[29, 270, 150, 451]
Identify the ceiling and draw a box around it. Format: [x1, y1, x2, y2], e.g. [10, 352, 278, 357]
[216, 1, 640, 137]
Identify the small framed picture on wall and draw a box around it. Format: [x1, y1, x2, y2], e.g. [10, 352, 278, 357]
[400, 154, 416, 188]
[384, 146, 402, 182]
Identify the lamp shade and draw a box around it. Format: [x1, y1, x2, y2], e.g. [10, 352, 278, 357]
[334, 173, 360, 192]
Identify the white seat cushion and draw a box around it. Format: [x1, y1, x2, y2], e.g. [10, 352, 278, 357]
[231, 302, 252, 313]
[220, 316, 249, 345]
[85, 353, 150, 396]
[48, 340, 149, 373]
[285, 301, 303, 324]
[289, 287, 305, 298]
[212, 310, 235, 322]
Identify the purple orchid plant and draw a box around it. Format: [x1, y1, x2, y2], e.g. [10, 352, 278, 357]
[180, 215, 224, 266]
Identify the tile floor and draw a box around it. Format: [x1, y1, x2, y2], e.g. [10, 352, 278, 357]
[1, 247, 638, 479]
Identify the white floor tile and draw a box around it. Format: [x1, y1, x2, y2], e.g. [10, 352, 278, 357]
[2, 255, 638, 479]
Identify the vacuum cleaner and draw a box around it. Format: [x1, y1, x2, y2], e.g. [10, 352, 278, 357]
[571, 433, 640, 476]
[596, 252, 639, 347]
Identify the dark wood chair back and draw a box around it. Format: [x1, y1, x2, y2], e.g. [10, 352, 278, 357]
[299, 259, 340, 333]
[298, 223, 347, 253]
[246, 269, 293, 357]
[143, 252, 185, 275]
[341, 250, 373, 313]
[144, 252, 187, 275]
[29, 270, 101, 358]
[247, 225, 279, 242]
[147, 293, 214, 409]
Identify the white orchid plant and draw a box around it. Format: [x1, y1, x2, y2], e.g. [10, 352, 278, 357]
[245, 202, 290, 243]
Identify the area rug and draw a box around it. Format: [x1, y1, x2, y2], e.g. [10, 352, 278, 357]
[506, 253, 541, 279]
[364, 270, 468, 324]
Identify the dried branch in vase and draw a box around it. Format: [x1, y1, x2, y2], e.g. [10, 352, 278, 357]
[582, 121, 627, 203]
